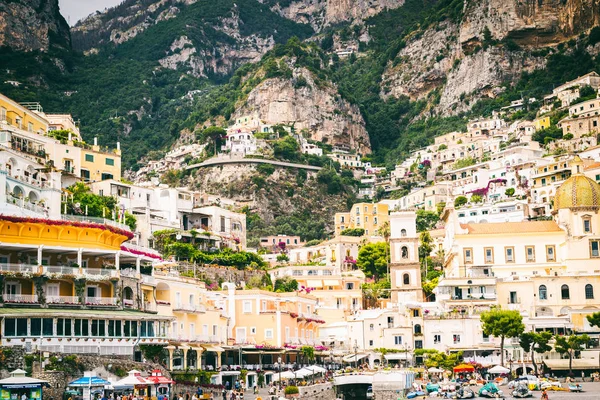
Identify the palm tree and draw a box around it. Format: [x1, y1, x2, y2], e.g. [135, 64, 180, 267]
[377, 221, 391, 276]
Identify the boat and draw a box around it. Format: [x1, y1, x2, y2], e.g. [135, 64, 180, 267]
[406, 390, 426, 399]
[512, 383, 533, 398]
[455, 387, 475, 398]
[568, 383, 583, 392]
[478, 382, 504, 398]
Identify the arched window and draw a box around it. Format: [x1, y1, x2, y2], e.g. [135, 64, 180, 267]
[401, 229, 407, 237]
[538, 285, 547, 300]
[414, 324, 422, 335]
[401, 246, 409, 259]
[403, 273, 410, 285]
[586, 284, 594, 300]
[561, 284, 570, 300]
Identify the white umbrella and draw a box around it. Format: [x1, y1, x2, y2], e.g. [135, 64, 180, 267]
[428, 367, 444, 373]
[294, 368, 314, 378]
[488, 365, 510, 374]
[307, 365, 327, 373]
[273, 371, 296, 381]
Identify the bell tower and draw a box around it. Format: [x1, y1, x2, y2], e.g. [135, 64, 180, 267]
[389, 210, 423, 303]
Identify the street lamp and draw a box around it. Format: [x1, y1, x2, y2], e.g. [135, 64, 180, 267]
[354, 340, 359, 370]
[277, 356, 282, 390]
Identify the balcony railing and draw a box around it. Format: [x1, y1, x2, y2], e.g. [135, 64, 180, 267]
[144, 302, 157, 312]
[44, 266, 79, 275]
[4, 294, 38, 303]
[85, 268, 118, 278]
[173, 303, 207, 313]
[85, 296, 118, 306]
[141, 275, 156, 286]
[61, 214, 131, 232]
[47, 295, 79, 304]
[123, 298, 135, 307]
[0, 263, 37, 273]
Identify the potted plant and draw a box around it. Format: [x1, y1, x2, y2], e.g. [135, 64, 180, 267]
[284, 386, 299, 398]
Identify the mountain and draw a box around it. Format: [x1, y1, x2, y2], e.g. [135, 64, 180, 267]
[0, 0, 70, 52]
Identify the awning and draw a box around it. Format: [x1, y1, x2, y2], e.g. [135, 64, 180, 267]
[306, 280, 323, 288]
[202, 345, 225, 352]
[543, 359, 600, 370]
[323, 279, 340, 286]
[384, 353, 410, 361]
[342, 354, 368, 363]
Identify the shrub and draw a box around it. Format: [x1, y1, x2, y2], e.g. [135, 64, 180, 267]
[438, 144, 448, 150]
[454, 196, 468, 208]
[256, 163, 276, 175]
[505, 188, 515, 197]
[340, 228, 365, 236]
[284, 386, 299, 395]
[470, 194, 483, 203]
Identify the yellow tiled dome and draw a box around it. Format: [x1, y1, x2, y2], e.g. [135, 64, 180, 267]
[554, 174, 600, 210]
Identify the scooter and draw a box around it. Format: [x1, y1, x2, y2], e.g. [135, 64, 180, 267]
[511, 383, 533, 398]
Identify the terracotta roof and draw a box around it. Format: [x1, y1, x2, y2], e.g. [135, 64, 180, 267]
[584, 162, 600, 171]
[459, 221, 563, 235]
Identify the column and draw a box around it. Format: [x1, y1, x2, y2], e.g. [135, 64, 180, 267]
[37, 245, 43, 267]
[166, 346, 175, 370]
[215, 351, 222, 370]
[136, 257, 141, 274]
[182, 346, 189, 369]
[115, 251, 121, 270]
[77, 249, 83, 271]
[196, 348, 204, 371]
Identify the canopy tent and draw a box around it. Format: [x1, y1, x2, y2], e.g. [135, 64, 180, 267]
[145, 370, 173, 385]
[68, 377, 111, 387]
[453, 364, 475, 373]
[543, 359, 600, 370]
[307, 365, 327, 373]
[113, 371, 150, 388]
[272, 371, 297, 381]
[488, 365, 510, 374]
[0, 369, 50, 388]
[296, 368, 316, 377]
[342, 354, 368, 363]
[427, 367, 445, 373]
[384, 353, 410, 361]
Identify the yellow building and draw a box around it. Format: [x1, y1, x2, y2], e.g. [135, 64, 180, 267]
[534, 116, 551, 131]
[0, 93, 122, 183]
[334, 202, 389, 236]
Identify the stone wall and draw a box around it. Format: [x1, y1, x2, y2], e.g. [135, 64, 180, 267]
[373, 389, 408, 400]
[35, 371, 69, 400]
[177, 263, 266, 287]
[298, 383, 335, 400]
[0, 346, 26, 376]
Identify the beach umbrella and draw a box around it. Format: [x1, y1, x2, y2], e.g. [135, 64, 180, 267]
[428, 367, 444, 373]
[488, 365, 510, 374]
[307, 365, 327, 373]
[453, 364, 475, 373]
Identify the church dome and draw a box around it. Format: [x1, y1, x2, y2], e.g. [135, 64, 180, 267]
[554, 158, 600, 211]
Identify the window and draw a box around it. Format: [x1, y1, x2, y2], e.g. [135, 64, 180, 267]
[434, 334, 441, 344]
[526, 246, 535, 262]
[265, 329, 274, 339]
[484, 247, 494, 263]
[81, 169, 90, 180]
[75, 319, 89, 336]
[85, 154, 94, 162]
[561, 284, 570, 300]
[394, 336, 403, 345]
[401, 229, 407, 237]
[243, 301, 252, 313]
[464, 248, 473, 263]
[387, 316, 394, 328]
[415, 340, 423, 349]
[505, 247, 514, 263]
[590, 240, 600, 258]
[369, 340, 374, 346]
[413, 309, 420, 317]
[346, 282, 354, 290]
[28, 122, 33, 132]
[91, 320, 106, 336]
[539, 285, 547, 300]
[586, 284, 594, 300]
[57, 318, 72, 336]
[403, 273, 410, 285]
[369, 324, 374, 331]
[583, 217, 592, 233]
[101, 173, 113, 180]
[250, 327, 257, 335]
[414, 324, 422, 334]
[105, 158, 115, 166]
[453, 334, 461, 343]
[108, 320, 121, 337]
[509, 291, 518, 304]
[401, 246, 409, 259]
[546, 245, 556, 261]
[4, 318, 27, 337]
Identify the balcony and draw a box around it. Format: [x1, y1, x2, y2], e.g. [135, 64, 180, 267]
[61, 214, 131, 232]
[141, 275, 156, 286]
[173, 303, 207, 313]
[47, 295, 79, 305]
[43, 266, 79, 275]
[85, 296, 118, 306]
[4, 294, 39, 303]
[85, 268, 118, 278]
[0, 263, 37, 273]
[123, 298, 135, 307]
[144, 302, 157, 312]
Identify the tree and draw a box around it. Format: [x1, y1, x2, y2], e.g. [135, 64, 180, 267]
[519, 331, 552, 374]
[419, 231, 433, 260]
[276, 253, 289, 263]
[200, 126, 226, 155]
[555, 334, 590, 374]
[480, 309, 525, 366]
[416, 210, 439, 232]
[301, 346, 315, 364]
[423, 350, 463, 370]
[273, 136, 300, 161]
[340, 228, 365, 237]
[470, 194, 483, 203]
[274, 277, 298, 292]
[586, 312, 600, 330]
[505, 188, 515, 197]
[356, 242, 389, 278]
[454, 196, 468, 208]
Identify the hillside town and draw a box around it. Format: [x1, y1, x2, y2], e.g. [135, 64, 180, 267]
[2, 68, 600, 400]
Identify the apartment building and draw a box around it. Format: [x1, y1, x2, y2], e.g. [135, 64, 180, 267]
[334, 202, 389, 236]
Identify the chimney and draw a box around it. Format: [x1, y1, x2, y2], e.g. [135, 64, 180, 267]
[117, 142, 121, 151]
[94, 137, 98, 146]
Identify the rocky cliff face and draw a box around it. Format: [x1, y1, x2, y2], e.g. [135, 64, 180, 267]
[0, 0, 70, 52]
[234, 67, 372, 154]
[381, 0, 599, 114]
[270, 0, 405, 31]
